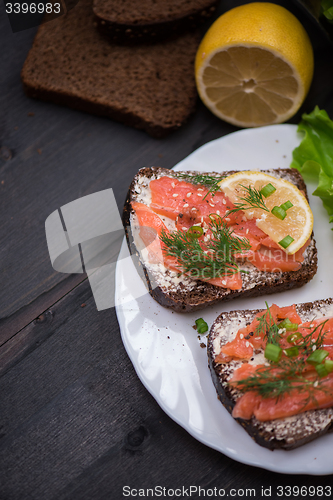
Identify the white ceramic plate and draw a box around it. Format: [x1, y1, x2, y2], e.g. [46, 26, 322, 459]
[115, 124, 333, 475]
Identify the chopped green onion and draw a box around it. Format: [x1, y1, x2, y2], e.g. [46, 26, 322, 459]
[280, 200, 293, 211]
[279, 235, 294, 249]
[287, 332, 303, 344]
[271, 206, 287, 220]
[325, 359, 333, 373]
[315, 364, 328, 378]
[260, 183, 276, 198]
[284, 346, 299, 357]
[264, 343, 282, 362]
[187, 226, 203, 239]
[195, 318, 208, 334]
[307, 349, 329, 366]
[278, 318, 298, 331]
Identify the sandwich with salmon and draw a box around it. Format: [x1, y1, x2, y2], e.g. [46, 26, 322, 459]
[208, 299, 333, 449]
[122, 166, 317, 312]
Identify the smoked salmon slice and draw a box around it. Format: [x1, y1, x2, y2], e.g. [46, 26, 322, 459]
[231, 368, 333, 422]
[150, 176, 235, 224]
[216, 304, 302, 362]
[132, 201, 242, 290]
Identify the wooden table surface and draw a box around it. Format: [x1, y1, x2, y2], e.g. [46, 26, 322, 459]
[2, 0, 333, 498]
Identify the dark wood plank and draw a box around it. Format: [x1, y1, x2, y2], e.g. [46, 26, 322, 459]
[0, 273, 86, 346]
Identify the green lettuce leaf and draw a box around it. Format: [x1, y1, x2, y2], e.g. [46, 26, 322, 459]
[291, 106, 333, 223]
[321, 0, 333, 21]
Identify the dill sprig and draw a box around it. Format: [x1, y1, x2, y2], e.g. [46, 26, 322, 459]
[233, 359, 317, 400]
[174, 173, 225, 200]
[227, 184, 269, 215]
[207, 214, 251, 259]
[159, 215, 251, 281]
[254, 302, 280, 346]
[296, 320, 328, 353]
[254, 304, 328, 352]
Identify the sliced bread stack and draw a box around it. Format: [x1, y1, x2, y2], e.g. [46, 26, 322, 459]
[93, 0, 218, 43]
[21, 0, 218, 137]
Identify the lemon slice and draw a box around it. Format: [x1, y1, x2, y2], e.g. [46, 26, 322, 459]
[195, 3, 314, 127]
[218, 171, 313, 255]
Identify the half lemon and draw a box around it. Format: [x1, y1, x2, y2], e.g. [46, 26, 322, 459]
[195, 3, 314, 127]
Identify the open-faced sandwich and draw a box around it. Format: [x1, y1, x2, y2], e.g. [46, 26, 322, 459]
[122, 167, 317, 312]
[208, 299, 333, 449]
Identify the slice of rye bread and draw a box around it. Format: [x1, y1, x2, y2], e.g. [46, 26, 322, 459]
[208, 298, 333, 450]
[21, 0, 200, 138]
[93, 0, 218, 44]
[122, 166, 318, 313]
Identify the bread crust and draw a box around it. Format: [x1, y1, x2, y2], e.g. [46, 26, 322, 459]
[122, 166, 318, 313]
[207, 299, 333, 450]
[93, 0, 218, 44]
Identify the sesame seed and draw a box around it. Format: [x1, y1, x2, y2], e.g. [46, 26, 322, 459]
[246, 228, 249, 234]
[312, 345, 317, 351]
[225, 217, 230, 222]
[209, 203, 215, 207]
[245, 341, 250, 347]
[198, 188, 204, 191]
[171, 182, 175, 188]
[222, 199, 226, 205]
[183, 203, 189, 208]
[216, 210, 220, 215]
[314, 381, 318, 387]
[240, 334, 244, 339]
[182, 227, 188, 231]
[197, 193, 202, 197]
[173, 193, 178, 198]
[222, 280, 227, 285]
[187, 192, 192, 197]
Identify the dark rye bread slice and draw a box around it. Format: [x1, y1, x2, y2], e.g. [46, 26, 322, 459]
[122, 166, 318, 313]
[21, 0, 200, 138]
[93, 0, 218, 44]
[208, 299, 333, 450]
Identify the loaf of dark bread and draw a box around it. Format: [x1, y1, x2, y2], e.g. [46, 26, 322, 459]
[208, 299, 333, 450]
[21, 0, 200, 138]
[122, 166, 318, 312]
[93, 0, 218, 44]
